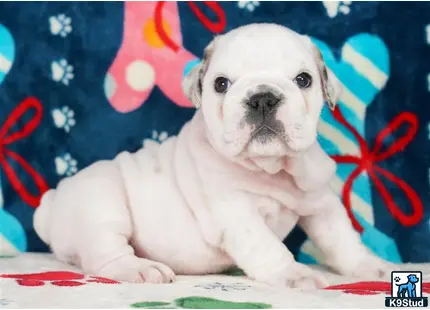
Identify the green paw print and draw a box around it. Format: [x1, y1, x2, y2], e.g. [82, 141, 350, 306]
[131, 297, 271, 309]
[131, 301, 173, 309]
[221, 267, 246, 277]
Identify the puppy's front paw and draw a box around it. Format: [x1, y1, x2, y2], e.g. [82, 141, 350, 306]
[352, 256, 396, 280]
[268, 263, 329, 290]
[332, 252, 396, 280]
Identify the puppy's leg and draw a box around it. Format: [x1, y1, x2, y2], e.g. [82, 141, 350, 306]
[50, 162, 175, 284]
[79, 224, 175, 283]
[212, 194, 328, 289]
[298, 191, 394, 279]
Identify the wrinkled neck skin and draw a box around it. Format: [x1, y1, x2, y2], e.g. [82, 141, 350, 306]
[187, 111, 336, 193]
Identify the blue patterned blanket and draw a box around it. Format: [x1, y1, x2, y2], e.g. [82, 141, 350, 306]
[0, 1, 429, 264]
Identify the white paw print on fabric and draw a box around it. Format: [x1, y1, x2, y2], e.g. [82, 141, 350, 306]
[238, 1, 260, 12]
[51, 58, 74, 85]
[55, 153, 78, 177]
[195, 282, 251, 292]
[142, 130, 169, 148]
[322, 1, 352, 18]
[49, 14, 72, 37]
[51, 106, 76, 133]
[426, 24, 430, 45]
[151, 130, 168, 143]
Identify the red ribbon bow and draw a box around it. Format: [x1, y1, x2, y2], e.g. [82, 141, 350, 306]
[331, 107, 423, 233]
[155, 1, 226, 53]
[0, 97, 49, 207]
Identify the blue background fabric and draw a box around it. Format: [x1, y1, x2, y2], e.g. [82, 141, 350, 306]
[0, 1, 429, 264]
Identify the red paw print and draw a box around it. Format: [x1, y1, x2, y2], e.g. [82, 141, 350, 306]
[325, 281, 430, 296]
[0, 271, 120, 287]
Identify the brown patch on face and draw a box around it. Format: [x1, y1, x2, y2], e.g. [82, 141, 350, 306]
[183, 37, 220, 108]
[322, 66, 328, 81]
[311, 45, 338, 110]
[197, 38, 218, 96]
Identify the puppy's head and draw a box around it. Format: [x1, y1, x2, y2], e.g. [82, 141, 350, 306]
[407, 275, 419, 283]
[183, 23, 341, 161]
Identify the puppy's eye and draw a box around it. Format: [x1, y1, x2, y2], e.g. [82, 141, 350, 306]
[294, 72, 312, 89]
[214, 77, 231, 93]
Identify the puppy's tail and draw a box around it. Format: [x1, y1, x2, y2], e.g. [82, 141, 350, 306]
[33, 189, 55, 246]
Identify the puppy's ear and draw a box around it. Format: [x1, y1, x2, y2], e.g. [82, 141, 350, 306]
[182, 63, 203, 108]
[182, 37, 218, 109]
[303, 36, 342, 110]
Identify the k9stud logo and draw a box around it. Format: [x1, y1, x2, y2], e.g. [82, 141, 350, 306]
[386, 271, 428, 307]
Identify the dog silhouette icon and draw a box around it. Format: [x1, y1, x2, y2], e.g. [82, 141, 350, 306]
[397, 274, 420, 298]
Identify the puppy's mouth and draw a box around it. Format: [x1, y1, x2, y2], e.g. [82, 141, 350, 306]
[249, 125, 279, 144]
[245, 124, 306, 157]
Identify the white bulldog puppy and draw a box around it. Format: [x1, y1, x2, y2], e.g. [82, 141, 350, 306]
[34, 23, 393, 288]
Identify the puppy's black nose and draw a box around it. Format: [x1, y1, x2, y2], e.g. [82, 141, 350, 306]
[246, 92, 280, 112]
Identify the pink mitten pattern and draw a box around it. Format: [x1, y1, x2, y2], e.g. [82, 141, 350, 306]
[104, 1, 199, 113]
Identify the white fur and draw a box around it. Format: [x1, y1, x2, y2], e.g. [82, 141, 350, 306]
[34, 23, 393, 288]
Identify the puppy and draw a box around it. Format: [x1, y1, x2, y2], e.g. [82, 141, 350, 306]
[34, 23, 393, 288]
